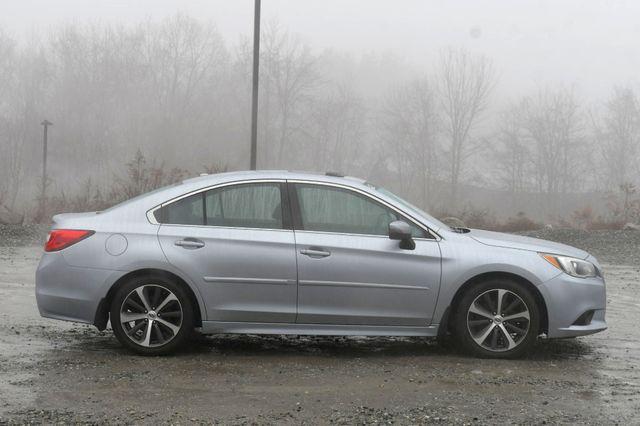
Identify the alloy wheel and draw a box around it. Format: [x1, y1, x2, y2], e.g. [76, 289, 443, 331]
[119, 284, 183, 348]
[466, 288, 530, 352]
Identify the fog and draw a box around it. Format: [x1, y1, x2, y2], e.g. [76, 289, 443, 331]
[1, 0, 639, 228]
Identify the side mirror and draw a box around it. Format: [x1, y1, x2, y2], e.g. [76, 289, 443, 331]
[388, 220, 415, 250]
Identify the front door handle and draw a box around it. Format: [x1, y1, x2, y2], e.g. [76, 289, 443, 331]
[175, 238, 205, 249]
[300, 248, 331, 258]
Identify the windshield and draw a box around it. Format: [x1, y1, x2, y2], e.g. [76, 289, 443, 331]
[371, 185, 449, 232]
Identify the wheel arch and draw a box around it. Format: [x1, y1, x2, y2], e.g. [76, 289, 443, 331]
[440, 271, 548, 336]
[93, 268, 203, 331]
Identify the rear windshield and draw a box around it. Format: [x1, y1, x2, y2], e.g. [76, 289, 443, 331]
[103, 182, 181, 212]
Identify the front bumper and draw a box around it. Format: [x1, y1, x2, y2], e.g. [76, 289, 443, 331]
[538, 267, 607, 338]
[36, 251, 115, 324]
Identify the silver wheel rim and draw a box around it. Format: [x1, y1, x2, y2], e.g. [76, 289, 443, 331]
[120, 284, 183, 348]
[466, 288, 530, 352]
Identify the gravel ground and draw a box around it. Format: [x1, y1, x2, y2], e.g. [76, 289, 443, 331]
[519, 228, 640, 266]
[0, 225, 49, 248]
[0, 229, 638, 424]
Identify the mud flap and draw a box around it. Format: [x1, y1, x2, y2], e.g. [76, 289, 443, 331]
[93, 298, 109, 331]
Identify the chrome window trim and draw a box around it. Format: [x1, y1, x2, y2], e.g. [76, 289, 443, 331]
[288, 179, 441, 241]
[293, 229, 435, 242]
[146, 179, 286, 227]
[146, 177, 442, 240]
[156, 223, 294, 233]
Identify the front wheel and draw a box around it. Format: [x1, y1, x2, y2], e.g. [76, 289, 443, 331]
[110, 275, 194, 355]
[452, 279, 540, 359]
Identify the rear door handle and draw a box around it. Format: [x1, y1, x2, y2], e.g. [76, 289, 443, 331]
[175, 238, 205, 249]
[300, 248, 331, 258]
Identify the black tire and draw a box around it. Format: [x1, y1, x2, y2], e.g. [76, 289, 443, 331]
[110, 274, 194, 355]
[452, 279, 540, 359]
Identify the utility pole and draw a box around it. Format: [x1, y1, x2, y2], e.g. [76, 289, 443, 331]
[250, 0, 261, 170]
[40, 120, 52, 218]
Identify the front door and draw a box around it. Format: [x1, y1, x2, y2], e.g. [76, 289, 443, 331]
[291, 182, 441, 326]
[157, 181, 298, 323]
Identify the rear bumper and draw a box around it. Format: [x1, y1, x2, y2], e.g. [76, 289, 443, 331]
[36, 252, 115, 325]
[538, 270, 607, 338]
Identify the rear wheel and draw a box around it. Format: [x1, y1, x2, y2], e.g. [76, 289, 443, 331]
[110, 275, 194, 355]
[452, 279, 540, 359]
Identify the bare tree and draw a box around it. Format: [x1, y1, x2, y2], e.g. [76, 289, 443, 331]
[491, 102, 531, 194]
[309, 83, 366, 173]
[258, 22, 319, 167]
[437, 48, 495, 208]
[592, 86, 640, 189]
[141, 15, 232, 166]
[0, 31, 17, 211]
[521, 87, 586, 200]
[606, 183, 640, 224]
[0, 34, 50, 218]
[50, 24, 143, 182]
[381, 78, 439, 208]
[48, 16, 232, 185]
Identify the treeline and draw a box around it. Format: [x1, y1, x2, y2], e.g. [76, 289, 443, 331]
[0, 15, 639, 224]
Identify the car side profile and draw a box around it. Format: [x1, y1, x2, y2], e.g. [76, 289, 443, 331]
[36, 171, 607, 358]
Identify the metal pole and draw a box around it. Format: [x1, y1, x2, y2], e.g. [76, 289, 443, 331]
[40, 120, 52, 218]
[250, 0, 261, 170]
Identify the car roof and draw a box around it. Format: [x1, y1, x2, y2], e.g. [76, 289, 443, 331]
[181, 170, 367, 186]
[107, 170, 370, 214]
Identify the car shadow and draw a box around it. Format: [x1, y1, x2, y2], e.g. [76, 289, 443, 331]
[48, 325, 597, 362]
[181, 332, 596, 361]
[186, 333, 446, 357]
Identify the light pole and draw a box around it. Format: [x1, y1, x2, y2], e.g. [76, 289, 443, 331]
[250, 0, 261, 170]
[40, 119, 53, 218]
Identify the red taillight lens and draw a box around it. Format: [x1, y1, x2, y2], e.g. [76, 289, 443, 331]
[44, 229, 95, 252]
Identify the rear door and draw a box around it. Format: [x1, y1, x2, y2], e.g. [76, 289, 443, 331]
[290, 182, 441, 326]
[156, 180, 298, 323]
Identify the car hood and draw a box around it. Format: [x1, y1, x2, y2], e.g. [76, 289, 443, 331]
[468, 229, 590, 259]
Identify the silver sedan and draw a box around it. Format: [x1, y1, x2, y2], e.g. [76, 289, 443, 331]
[36, 171, 607, 358]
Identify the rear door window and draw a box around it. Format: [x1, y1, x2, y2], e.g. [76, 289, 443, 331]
[155, 182, 285, 229]
[204, 183, 284, 229]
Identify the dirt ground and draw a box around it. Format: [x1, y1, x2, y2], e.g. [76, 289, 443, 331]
[0, 229, 639, 424]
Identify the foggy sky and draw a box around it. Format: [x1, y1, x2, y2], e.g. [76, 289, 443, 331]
[3, 0, 640, 101]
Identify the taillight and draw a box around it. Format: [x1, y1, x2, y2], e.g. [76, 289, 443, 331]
[44, 229, 95, 252]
